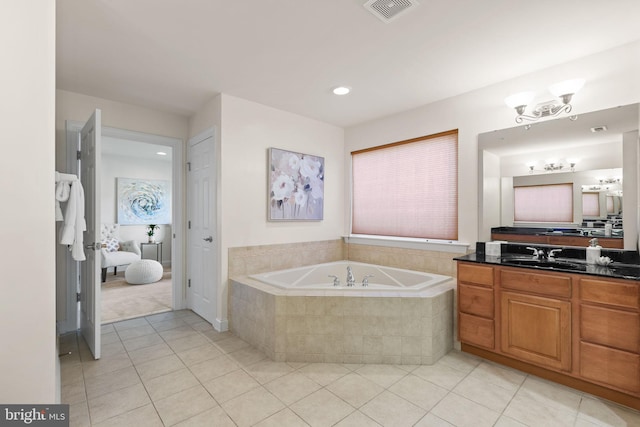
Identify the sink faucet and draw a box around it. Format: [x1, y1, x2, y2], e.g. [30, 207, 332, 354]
[346, 266, 355, 287]
[526, 246, 548, 260]
[549, 249, 563, 259]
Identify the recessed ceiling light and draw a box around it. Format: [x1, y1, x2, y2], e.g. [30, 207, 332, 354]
[156, 151, 167, 156]
[332, 86, 351, 95]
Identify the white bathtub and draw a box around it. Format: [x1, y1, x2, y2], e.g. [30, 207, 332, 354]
[249, 261, 453, 296]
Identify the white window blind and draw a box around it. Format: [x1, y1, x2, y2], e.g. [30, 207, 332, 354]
[514, 183, 573, 223]
[582, 192, 600, 217]
[351, 130, 458, 240]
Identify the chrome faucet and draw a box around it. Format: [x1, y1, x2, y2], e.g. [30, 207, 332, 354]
[328, 275, 340, 286]
[362, 274, 374, 287]
[549, 248, 563, 259]
[526, 246, 547, 260]
[346, 266, 355, 287]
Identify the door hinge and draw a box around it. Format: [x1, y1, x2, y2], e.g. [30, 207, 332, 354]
[187, 162, 191, 171]
[76, 150, 81, 160]
[76, 292, 81, 302]
[188, 279, 191, 288]
[188, 220, 191, 229]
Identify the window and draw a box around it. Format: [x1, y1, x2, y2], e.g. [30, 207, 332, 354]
[513, 183, 573, 223]
[582, 192, 600, 217]
[351, 130, 458, 240]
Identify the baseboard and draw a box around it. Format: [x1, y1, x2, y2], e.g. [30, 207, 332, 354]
[213, 317, 229, 332]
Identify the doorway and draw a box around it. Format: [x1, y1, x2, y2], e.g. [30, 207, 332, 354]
[100, 137, 174, 323]
[59, 123, 185, 335]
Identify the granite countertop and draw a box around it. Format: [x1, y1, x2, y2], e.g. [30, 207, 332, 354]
[455, 243, 640, 281]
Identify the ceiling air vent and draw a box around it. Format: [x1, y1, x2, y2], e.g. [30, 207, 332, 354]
[364, 0, 419, 23]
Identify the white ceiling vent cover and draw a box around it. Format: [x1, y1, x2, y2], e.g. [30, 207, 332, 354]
[364, 0, 419, 23]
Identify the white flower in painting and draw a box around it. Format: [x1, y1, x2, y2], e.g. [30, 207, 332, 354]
[288, 154, 301, 173]
[308, 176, 324, 200]
[271, 174, 294, 201]
[300, 156, 321, 179]
[294, 186, 308, 206]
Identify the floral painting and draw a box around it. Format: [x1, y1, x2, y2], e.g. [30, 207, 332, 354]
[117, 178, 171, 225]
[269, 148, 324, 220]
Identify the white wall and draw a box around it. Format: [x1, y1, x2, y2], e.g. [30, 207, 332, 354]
[345, 40, 640, 246]
[190, 94, 344, 326]
[101, 152, 173, 265]
[0, 1, 57, 403]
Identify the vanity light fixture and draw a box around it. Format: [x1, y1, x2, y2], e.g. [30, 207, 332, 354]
[505, 78, 585, 124]
[332, 86, 351, 95]
[527, 159, 577, 174]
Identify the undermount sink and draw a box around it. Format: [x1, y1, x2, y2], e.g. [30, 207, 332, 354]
[501, 258, 581, 270]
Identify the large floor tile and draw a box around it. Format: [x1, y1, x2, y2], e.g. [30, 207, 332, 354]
[173, 406, 236, 427]
[355, 364, 409, 388]
[412, 362, 468, 390]
[87, 383, 150, 424]
[254, 408, 310, 427]
[452, 375, 517, 412]
[222, 387, 285, 427]
[297, 363, 351, 386]
[388, 374, 448, 411]
[503, 392, 578, 427]
[84, 366, 140, 400]
[333, 411, 381, 427]
[326, 373, 384, 408]
[577, 396, 640, 427]
[176, 344, 223, 366]
[264, 372, 322, 406]
[153, 385, 218, 426]
[188, 355, 240, 382]
[143, 368, 200, 401]
[92, 404, 163, 427]
[360, 391, 426, 427]
[243, 359, 295, 384]
[431, 392, 501, 427]
[290, 389, 355, 427]
[135, 354, 186, 381]
[202, 369, 261, 403]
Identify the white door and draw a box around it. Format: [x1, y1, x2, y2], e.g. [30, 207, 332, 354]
[187, 131, 217, 324]
[80, 109, 102, 359]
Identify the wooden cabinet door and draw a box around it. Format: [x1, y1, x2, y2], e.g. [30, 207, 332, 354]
[501, 291, 571, 371]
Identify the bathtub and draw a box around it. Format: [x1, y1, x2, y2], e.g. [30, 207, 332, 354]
[231, 261, 455, 365]
[249, 261, 452, 296]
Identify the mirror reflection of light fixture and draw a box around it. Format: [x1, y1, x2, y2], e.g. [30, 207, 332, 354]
[527, 159, 577, 174]
[505, 79, 585, 124]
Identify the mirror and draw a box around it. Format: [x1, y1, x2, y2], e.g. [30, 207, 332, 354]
[478, 103, 639, 250]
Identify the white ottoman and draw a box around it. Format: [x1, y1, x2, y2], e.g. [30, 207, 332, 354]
[125, 259, 164, 285]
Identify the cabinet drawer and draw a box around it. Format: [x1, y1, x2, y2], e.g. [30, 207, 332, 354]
[459, 283, 494, 318]
[458, 263, 494, 287]
[459, 312, 494, 349]
[580, 278, 639, 309]
[500, 269, 571, 299]
[581, 304, 640, 352]
[580, 341, 640, 392]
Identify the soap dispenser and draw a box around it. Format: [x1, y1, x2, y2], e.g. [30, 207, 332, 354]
[586, 238, 601, 264]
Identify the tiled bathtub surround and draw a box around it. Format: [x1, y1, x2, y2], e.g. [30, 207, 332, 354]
[229, 239, 465, 364]
[230, 279, 454, 364]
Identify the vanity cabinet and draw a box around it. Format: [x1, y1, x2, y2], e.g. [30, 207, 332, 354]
[456, 260, 640, 410]
[499, 269, 572, 371]
[578, 277, 640, 392]
[457, 263, 494, 349]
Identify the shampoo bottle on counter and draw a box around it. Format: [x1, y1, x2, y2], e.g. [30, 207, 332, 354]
[586, 238, 601, 264]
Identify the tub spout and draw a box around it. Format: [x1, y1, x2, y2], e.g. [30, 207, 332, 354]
[362, 274, 374, 287]
[346, 266, 355, 287]
[328, 275, 340, 287]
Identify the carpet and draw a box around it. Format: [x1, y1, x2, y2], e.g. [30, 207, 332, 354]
[101, 270, 172, 324]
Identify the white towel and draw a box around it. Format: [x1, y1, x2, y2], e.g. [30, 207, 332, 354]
[60, 180, 86, 261]
[55, 181, 70, 221]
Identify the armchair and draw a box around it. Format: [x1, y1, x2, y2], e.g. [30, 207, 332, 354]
[100, 223, 141, 282]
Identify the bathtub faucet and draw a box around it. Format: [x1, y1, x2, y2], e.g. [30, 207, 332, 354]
[362, 274, 374, 287]
[328, 275, 340, 287]
[346, 266, 355, 287]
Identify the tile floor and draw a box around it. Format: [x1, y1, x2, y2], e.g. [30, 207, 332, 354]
[60, 310, 640, 427]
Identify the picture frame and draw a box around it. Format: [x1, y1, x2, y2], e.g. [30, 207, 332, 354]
[117, 177, 172, 225]
[268, 147, 324, 221]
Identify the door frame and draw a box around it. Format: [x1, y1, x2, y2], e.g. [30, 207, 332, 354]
[59, 122, 185, 333]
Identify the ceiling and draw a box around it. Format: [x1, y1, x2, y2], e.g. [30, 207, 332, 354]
[56, 0, 640, 128]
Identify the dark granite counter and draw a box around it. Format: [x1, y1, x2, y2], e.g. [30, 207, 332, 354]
[455, 243, 640, 281]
